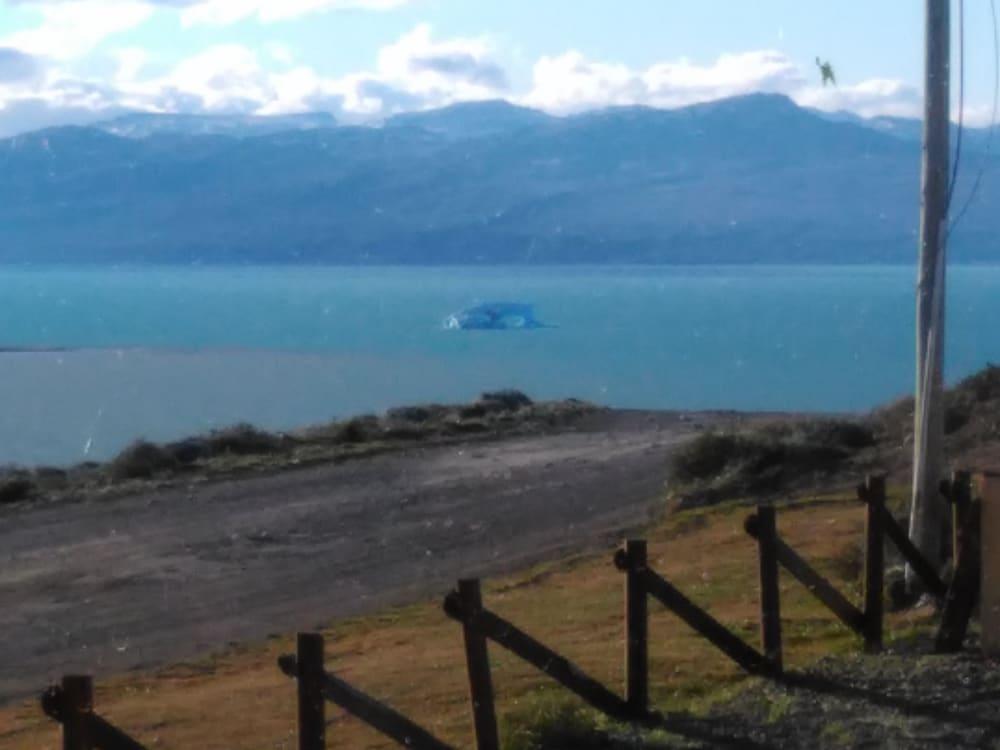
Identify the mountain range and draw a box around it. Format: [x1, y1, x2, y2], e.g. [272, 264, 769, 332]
[0, 94, 995, 264]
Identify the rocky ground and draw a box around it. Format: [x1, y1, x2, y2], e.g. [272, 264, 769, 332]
[523, 635, 1000, 750]
[711, 643, 1000, 749]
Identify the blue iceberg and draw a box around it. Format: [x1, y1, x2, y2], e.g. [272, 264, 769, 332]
[445, 302, 550, 331]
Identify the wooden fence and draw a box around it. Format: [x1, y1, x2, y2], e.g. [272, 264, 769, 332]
[40, 676, 148, 750]
[278, 633, 454, 750]
[41, 473, 983, 749]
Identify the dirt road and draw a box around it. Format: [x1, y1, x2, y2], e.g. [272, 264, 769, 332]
[0, 409, 722, 703]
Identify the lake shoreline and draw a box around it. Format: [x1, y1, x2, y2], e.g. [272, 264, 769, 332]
[2, 391, 795, 510]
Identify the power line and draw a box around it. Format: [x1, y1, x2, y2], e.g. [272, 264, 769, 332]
[949, 0, 1000, 233]
[947, 0, 966, 211]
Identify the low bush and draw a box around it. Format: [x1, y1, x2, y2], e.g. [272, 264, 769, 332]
[0, 475, 34, 504]
[333, 416, 378, 444]
[203, 423, 285, 456]
[671, 419, 874, 506]
[165, 438, 207, 465]
[109, 440, 179, 481]
[481, 389, 533, 411]
[873, 364, 1000, 446]
[501, 694, 606, 750]
[385, 405, 443, 423]
[502, 693, 673, 750]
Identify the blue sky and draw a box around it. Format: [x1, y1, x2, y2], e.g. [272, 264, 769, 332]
[0, 0, 997, 137]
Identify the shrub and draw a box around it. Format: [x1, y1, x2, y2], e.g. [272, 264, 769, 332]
[501, 694, 605, 750]
[459, 403, 488, 419]
[873, 364, 1000, 445]
[109, 440, 178, 481]
[672, 432, 746, 483]
[480, 389, 533, 411]
[333, 416, 377, 444]
[0, 476, 33, 504]
[502, 693, 671, 750]
[799, 420, 875, 451]
[449, 419, 489, 434]
[382, 425, 426, 441]
[671, 419, 873, 506]
[204, 423, 284, 456]
[959, 363, 1000, 403]
[386, 405, 435, 423]
[165, 438, 207, 465]
[944, 406, 971, 435]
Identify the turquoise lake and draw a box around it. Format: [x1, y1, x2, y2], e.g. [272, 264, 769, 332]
[2, 265, 998, 466]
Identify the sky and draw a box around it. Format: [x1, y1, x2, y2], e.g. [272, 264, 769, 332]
[0, 0, 997, 137]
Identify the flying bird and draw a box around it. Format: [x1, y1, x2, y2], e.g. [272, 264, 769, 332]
[815, 57, 837, 87]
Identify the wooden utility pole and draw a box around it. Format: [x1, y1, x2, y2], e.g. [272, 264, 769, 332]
[910, 0, 951, 588]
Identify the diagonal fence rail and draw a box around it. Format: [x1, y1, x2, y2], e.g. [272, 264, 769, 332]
[40, 676, 149, 750]
[744, 477, 888, 658]
[613, 537, 777, 718]
[278, 633, 455, 750]
[442, 578, 641, 750]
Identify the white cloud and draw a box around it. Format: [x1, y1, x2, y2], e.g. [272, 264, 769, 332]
[795, 78, 922, 120]
[264, 42, 294, 66]
[1, 0, 154, 60]
[522, 50, 804, 114]
[177, 0, 411, 26]
[2, 21, 987, 138]
[370, 23, 506, 99]
[182, 23, 505, 118]
[960, 103, 999, 129]
[113, 47, 149, 83]
[0, 72, 130, 136]
[161, 44, 268, 109]
[517, 48, 954, 129]
[0, 23, 505, 126]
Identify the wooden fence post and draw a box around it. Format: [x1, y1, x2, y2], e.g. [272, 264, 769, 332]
[979, 473, 1000, 656]
[446, 583, 635, 722]
[862, 476, 886, 653]
[745, 513, 867, 637]
[950, 470, 973, 565]
[62, 675, 93, 750]
[937, 471, 980, 652]
[457, 580, 500, 750]
[755, 506, 783, 672]
[297, 633, 326, 750]
[623, 540, 648, 714]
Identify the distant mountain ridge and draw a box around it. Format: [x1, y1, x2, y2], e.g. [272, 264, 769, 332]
[1, 94, 996, 264]
[98, 111, 338, 139]
[384, 100, 553, 139]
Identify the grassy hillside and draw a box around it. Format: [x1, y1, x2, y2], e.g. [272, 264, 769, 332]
[670, 365, 1000, 508]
